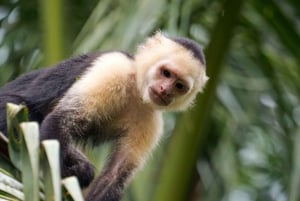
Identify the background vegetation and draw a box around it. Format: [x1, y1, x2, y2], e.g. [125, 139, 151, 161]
[0, 0, 299, 201]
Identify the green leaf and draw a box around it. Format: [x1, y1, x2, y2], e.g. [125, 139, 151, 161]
[0, 132, 20, 179]
[0, 157, 19, 180]
[40, 140, 61, 201]
[0, 171, 24, 200]
[62, 177, 84, 201]
[288, 128, 300, 201]
[6, 103, 29, 171]
[19, 122, 40, 201]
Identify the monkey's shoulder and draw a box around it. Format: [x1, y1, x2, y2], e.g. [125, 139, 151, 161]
[68, 52, 135, 95]
[56, 52, 136, 119]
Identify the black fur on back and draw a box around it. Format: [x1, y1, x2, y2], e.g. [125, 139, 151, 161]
[0, 52, 102, 134]
[171, 37, 206, 67]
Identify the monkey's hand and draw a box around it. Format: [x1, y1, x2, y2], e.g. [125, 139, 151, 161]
[62, 147, 95, 188]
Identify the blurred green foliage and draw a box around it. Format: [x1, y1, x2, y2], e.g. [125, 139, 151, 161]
[0, 0, 299, 201]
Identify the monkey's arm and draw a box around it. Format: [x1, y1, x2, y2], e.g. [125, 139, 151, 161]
[86, 147, 136, 201]
[85, 113, 163, 201]
[39, 110, 95, 187]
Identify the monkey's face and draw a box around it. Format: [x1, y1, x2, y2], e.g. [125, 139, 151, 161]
[141, 59, 206, 111]
[146, 61, 191, 107]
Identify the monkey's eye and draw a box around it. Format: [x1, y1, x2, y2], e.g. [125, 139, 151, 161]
[175, 82, 185, 90]
[162, 69, 171, 78]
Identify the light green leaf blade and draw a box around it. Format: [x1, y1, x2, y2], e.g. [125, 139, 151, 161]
[62, 177, 84, 201]
[0, 132, 18, 177]
[0, 171, 24, 200]
[41, 140, 61, 201]
[19, 122, 39, 201]
[6, 103, 29, 171]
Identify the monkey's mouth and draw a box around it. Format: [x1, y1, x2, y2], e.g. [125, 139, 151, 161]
[149, 88, 170, 106]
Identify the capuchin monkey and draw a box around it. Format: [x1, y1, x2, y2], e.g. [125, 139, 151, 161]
[0, 32, 208, 201]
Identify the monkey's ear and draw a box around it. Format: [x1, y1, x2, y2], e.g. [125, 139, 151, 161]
[203, 75, 209, 85]
[137, 31, 165, 53]
[153, 30, 164, 41]
[197, 74, 209, 92]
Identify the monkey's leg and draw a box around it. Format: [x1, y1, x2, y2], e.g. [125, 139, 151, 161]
[40, 111, 95, 187]
[61, 145, 95, 187]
